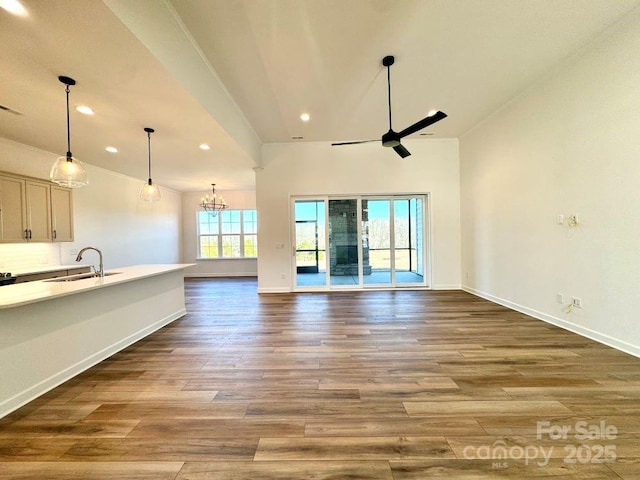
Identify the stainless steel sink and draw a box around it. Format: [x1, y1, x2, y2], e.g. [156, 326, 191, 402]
[46, 272, 121, 282]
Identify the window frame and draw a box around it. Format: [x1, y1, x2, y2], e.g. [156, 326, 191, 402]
[197, 208, 258, 260]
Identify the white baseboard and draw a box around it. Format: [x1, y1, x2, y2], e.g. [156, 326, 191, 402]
[257, 287, 291, 294]
[185, 273, 257, 278]
[462, 285, 640, 358]
[432, 284, 461, 290]
[0, 309, 186, 419]
[262, 285, 448, 293]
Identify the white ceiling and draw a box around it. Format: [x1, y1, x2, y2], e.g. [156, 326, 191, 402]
[1, 0, 638, 192]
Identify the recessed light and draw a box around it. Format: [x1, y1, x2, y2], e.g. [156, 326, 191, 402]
[300, 113, 311, 122]
[0, 0, 27, 16]
[199, 143, 210, 150]
[427, 109, 438, 117]
[76, 105, 94, 115]
[105, 146, 118, 153]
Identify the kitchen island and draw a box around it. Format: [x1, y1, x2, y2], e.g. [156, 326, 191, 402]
[0, 264, 192, 418]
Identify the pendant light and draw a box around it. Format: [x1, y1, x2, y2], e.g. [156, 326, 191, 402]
[139, 127, 161, 202]
[50, 76, 88, 188]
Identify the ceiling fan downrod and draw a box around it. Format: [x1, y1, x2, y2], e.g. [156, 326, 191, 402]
[381, 55, 401, 148]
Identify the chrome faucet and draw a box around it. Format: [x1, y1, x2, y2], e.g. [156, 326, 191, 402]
[75, 247, 104, 277]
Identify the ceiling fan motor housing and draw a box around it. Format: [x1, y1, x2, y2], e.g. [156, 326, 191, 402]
[381, 130, 400, 147]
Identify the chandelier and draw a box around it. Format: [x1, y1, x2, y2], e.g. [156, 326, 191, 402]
[200, 184, 228, 216]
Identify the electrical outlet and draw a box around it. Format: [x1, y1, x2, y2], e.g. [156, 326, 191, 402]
[556, 293, 564, 304]
[571, 297, 582, 308]
[567, 214, 579, 227]
[556, 214, 564, 225]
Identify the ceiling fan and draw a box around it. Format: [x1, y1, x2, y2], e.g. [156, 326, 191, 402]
[332, 55, 447, 158]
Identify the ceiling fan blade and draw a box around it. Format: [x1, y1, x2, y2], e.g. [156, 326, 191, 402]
[398, 110, 447, 138]
[331, 140, 379, 146]
[393, 144, 411, 158]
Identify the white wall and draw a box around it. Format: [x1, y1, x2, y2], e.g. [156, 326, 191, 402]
[257, 139, 461, 292]
[181, 189, 257, 276]
[460, 9, 640, 356]
[0, 138, 181, 271]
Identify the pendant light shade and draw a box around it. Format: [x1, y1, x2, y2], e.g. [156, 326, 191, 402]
[50, 76, 88, 188]
[140, 127, 161, 202]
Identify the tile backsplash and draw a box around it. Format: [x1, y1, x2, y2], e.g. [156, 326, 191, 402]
[0, 243, 61, 272]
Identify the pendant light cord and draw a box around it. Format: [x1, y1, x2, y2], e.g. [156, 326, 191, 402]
[65, 84, 72, 158]
[147, 130, 152, 185]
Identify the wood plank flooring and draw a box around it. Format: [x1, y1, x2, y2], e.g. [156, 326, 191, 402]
[1, 278, 640, 479]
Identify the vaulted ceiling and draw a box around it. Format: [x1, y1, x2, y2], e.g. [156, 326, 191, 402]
[1, 0, 638, 191]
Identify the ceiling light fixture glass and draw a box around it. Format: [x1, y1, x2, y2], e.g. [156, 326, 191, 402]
[139, 127, 161, 202]
[50, 76, 88, 188]
[300, 113, 311, 122]
[200, 184, 227, 216]
[199, 143, 210, 150]
[105, 146, 118, 153]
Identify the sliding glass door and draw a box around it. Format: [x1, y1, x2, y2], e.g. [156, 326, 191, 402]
[363, 199, 391, 286]
[294, 200, 326, 287]
[395, 197, 425, 285]
[293, 195, 428, 290]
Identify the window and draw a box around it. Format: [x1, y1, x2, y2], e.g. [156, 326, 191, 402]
[198, 209, 258, 258]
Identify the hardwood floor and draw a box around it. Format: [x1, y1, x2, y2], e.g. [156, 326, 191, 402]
[1, 278, 640, 479]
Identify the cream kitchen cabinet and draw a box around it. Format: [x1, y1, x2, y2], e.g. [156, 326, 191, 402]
[0, 175, 27, 242]
[25, 179, 52, 242]
[0, 172, 73, 243]
[14, 266, 91, 283]
[50, 186, 74, 242]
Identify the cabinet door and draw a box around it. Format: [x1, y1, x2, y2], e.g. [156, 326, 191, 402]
[51, 186, 74, 242]
[0, 175, 28, 242]
[25, 181, 52, 242]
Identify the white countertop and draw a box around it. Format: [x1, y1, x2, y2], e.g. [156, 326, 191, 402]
[0, 264, 193, 309]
